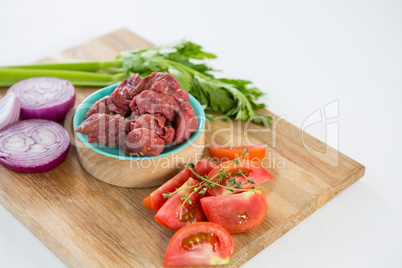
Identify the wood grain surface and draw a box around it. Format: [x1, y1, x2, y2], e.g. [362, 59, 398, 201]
[0, 29, 365, 267]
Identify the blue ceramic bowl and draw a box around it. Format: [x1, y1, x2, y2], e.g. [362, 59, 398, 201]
[73, 84, 206, 160]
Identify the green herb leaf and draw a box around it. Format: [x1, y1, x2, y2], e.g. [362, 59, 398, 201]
[205, 113, 215, 121]
[162, 188, 178, 199]
[1, 40, 271, 126]
[118, 40, 271, 126]
[184, 162, 195, 169]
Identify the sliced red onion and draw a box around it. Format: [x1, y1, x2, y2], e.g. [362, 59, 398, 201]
[0, 92, 20, 131]
[0, 119, 70, 173]
[8, 77, 75, 121]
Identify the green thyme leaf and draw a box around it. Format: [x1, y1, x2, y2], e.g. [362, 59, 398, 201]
[184, 163, 195, 169]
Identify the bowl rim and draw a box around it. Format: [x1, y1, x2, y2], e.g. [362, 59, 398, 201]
[73, 84, 205, 160]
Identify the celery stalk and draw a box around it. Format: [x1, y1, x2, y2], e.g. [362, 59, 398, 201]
[1, 60, 123, 73]
[0, 68, 125, 87]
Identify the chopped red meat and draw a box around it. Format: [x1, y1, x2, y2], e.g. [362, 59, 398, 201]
[107, 88, 131, 116]
[130, 72, 181, 97]
[107, 73, 142, 116]
[75, 113, 129, 147]
[131, 114, 175, 145]
[160, 123, 175, 145]
[129, 107, 141, 122]
[125, 128, 164, 157]
[85, 96, 111, 119]
[173, 102, 199, 145]
[129, 90, 179, 122]
[77, 72, 199, 157]
[116, 79, 128, 97]
[131, 114, 166, 136]
[123, 73, 142, 99]
[135, 72, 190, 104]
[172, 88, 190, 104]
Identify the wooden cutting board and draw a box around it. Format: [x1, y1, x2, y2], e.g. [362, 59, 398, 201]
[0, 29, 365, 267]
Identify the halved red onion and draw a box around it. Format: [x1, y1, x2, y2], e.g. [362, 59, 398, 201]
[0, 119, 70, 173]
[0, 92, 20, 131]
[8, 77, 75, 121]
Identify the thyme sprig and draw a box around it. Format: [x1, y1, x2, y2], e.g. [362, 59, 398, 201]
[163, 150, 258, 220]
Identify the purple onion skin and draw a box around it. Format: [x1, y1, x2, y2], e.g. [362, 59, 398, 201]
[0, 119, 70, 173]
[0, 147, 69, 173]
[8, 77, 76, 122]
[0, 92, 20, 131]
[20, 95, 75, 122]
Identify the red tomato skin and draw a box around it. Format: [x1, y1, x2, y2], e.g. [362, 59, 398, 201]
[192, 158, 217, 180]
[142, 168, 191, 212]
[208, 145, 266, 162]
[201, 190, 268, 233]
[155, 178, 205, 230]
[164, 222, 234, 267]
[206, 160, 273, 196]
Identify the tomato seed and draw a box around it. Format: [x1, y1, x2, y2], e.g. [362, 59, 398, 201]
[181, 232, 219, 251]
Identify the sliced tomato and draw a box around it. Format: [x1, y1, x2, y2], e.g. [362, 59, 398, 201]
[208, 145, 266, 162]
[206, 160, 273, 196]
[155, 178, 205, 230]
[142, 168, 191, 212]
[164, 222, 234, 267]
[201, 190, 268, 233]
[192, 158, 217, 179]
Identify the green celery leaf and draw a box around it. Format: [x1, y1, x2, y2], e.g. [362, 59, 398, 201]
[117, 40, 271, 126]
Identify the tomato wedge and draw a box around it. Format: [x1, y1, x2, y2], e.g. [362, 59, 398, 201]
[201, 190, 268, 233]
[142, 168, 191, 212]
[208, 145, 266, 162]
[142, 159, 217, 212]
[192, 158, 217, 180]
[155, 178, 205, 230]
[207, 160, 273, 196]
[164, 222, 234, 267]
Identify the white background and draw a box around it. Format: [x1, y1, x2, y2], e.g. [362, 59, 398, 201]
[1, 0, 401, 267]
